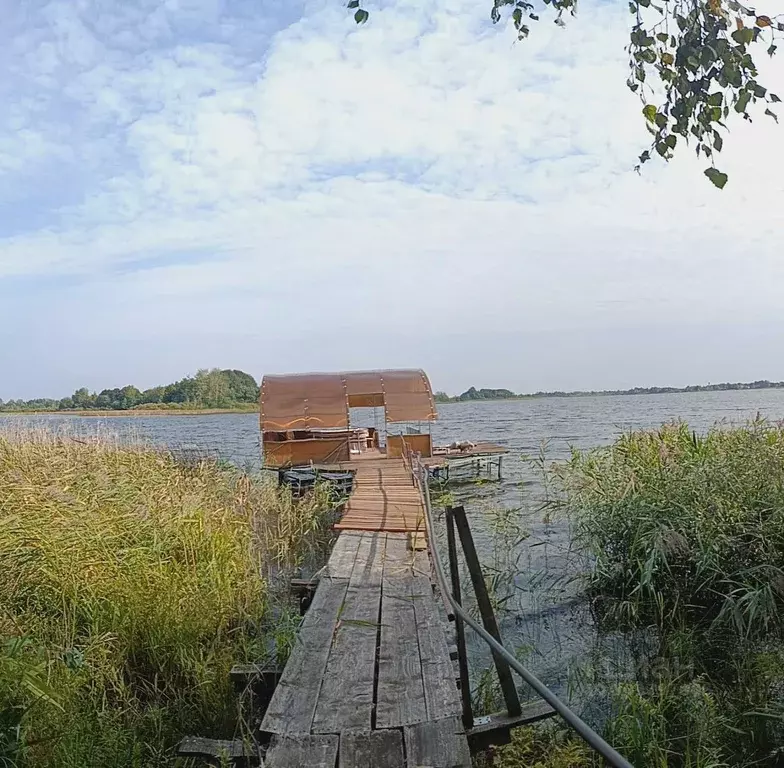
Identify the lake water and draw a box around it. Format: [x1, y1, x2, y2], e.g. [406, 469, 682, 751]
[5, 388, 784, 712]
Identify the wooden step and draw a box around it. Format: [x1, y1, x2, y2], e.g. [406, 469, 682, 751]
[177, 736, 257, 766]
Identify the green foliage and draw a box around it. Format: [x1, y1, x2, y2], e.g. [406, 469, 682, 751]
[431, 379, 784, 403]
[0, 369, 260, 413]
[605, 680, 728, 767]
[435, 386, 522, 402]
[561, 420, 784, 766]
[564, 420, 784, 638]
[456, 387, 519, 402]
[0, 429, 330, 767]
[432, 488, 456, 507]
[347, 0, 782, 187]
[626, 0, 781, 186]
[476, 723, 591, 768]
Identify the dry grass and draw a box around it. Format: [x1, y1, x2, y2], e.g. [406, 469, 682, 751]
[0, 427, 331, 767]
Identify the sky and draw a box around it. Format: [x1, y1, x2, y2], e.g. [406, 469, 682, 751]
[1, 0, 783, 400]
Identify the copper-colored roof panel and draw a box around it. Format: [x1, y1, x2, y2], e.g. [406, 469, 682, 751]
[383, 369, 436, 422]
[260, 368, 436, 431]
[343, 371, 384, 396]
[261, 372, 348, 430]
[384, 392, 436, 423]
[381, 369, 427, 393]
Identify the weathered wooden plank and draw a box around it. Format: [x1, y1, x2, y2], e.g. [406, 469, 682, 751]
[346, 497, 422, 505]
[334, 521, 421, 533]
[177, 736, 255, 760]
[326, 532, 363, 579]
[352, 481, 412, 486]
[312, 583, 381, 733]
[445, 508, 473, 730]
[349, 532, 386, 587]
[467, 701, 557, 751]
[264, 734, 339, 768]
[338, 730, 404, 768]
[383, 533, 414, 580]
[376, 576, 427, 728]
[410, 575, 462, 721]
[404, 717, 472, 768]
[260, 579, 349, 736]
[411, 548, 431, 579]
[352, 481, 418, 487]
[345, 501, 423, 508]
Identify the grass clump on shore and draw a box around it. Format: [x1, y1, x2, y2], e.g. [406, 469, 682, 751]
[561, 419, 784, 767]
[478, 723, 590, 768]
[0, 428, 330, 767]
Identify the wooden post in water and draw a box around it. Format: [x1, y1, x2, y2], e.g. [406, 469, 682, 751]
[450, 505, 522, 718]
[445, 508, 473, 730]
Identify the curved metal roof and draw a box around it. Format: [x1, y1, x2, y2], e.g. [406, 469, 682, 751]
[260, 369, 437, 431]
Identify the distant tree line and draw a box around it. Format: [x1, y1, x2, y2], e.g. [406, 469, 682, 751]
[0, 369, 259, 412]
[435, 380, 784, 403]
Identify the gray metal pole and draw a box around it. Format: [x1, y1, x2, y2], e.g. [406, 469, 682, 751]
[415, 461, 634, 768]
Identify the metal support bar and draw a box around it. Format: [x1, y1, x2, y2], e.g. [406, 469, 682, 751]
[450, 505, 521, 718]
[445, 508, 474, 730]
[412, 456, 634, 768]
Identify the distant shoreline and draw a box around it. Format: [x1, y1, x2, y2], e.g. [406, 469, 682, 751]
[3, 380, 784, 416]
[0, 407, 258, 417]
[434, 381, 784, 404]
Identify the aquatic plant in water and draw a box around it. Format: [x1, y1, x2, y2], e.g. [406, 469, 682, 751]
[560, 419, 784, 767]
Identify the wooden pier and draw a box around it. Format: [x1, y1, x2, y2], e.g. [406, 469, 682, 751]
[260, 529, 470, 767]
[334, 457, 424, 533]
[220, 369, 524, 765]
[253, 370, 515, 766]
[180, 368, 625, 767]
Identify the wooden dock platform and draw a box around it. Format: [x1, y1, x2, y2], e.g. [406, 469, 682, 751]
[425, 442, 509, 467]
[241, 370, 561, 766]
[260, 530, 470, 767]
[334, 457, 424, 533]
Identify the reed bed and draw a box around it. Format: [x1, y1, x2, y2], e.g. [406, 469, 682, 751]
[0, 427, 330, 767]
[559, 419, 784, 767]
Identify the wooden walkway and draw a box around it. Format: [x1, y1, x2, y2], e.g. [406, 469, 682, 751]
[333, 458, 425, 533]
[261, 530, 470, 767]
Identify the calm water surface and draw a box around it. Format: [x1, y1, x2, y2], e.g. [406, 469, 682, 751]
[5, 389, 784, 711]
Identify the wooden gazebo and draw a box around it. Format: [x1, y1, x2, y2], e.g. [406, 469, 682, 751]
[260, 369, 437, 468]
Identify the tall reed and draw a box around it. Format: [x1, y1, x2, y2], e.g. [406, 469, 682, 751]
[0, 428, 330, 767]
[561, 419, 784, 767]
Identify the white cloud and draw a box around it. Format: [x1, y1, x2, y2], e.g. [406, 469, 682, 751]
[0, 0, 783, 396]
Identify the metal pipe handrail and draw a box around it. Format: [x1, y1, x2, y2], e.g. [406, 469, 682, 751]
[410, 451, 634, 768]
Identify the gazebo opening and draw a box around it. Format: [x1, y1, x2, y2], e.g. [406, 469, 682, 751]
[260, 369, 437, 468]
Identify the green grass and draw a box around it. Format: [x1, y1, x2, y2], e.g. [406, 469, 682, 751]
[475, 723, 591, 768]
[559, 419, 784, 767]
[0, 428, 331, 767]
